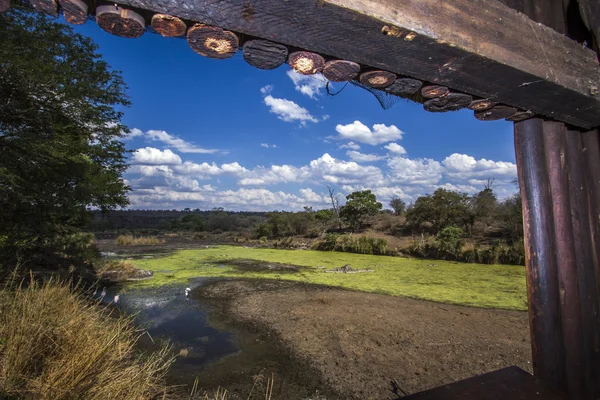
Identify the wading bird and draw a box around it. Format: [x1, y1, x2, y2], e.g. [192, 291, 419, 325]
[113, 294, 120, 304]
[100, 287, 107, 300]
[185, 288, 191, 299]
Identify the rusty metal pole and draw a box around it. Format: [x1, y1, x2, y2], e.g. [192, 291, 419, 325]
[514, 118, 566, 391]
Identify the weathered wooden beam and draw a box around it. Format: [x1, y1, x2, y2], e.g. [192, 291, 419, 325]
[475, 105, 518, 121]
[96, 5, 145, 38]
[0, 0, 10, 13]
[384, 77, 422, 97]
[288, 51, 324, 75]
[243, 39, 288, 70]
[322, 60, 360, 82]
[114, 0, 600, 129]
[506, 110, 534, 122]
[514, 118, 566, 391]
[421, 85, 449, 99]
[187, 23, 238, 59]
[423, 92, 472, 112]
[468, 99, 498, 112]
[151, 13, 186, 37]
[359, 70, 395, 88]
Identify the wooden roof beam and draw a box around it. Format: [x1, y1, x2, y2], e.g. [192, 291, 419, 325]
[113, 0, 600, 129]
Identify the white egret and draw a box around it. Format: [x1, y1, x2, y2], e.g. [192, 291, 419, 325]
[100, 287, 107, 300]
[113, 294, 120, 304]
[185, 288, 191, 299]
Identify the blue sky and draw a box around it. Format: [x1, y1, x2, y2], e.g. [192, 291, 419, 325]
[72, 20, 518, 211]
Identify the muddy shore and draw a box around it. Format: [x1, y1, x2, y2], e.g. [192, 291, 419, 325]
[196, 279, 532, 400]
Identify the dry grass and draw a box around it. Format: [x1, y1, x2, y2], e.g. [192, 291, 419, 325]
[116, 235, 165, 246]
[0, 278, 174, 400]
[189, 373, 275, 400]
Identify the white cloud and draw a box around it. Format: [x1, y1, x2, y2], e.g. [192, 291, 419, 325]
[346, 150, 385, 163]
[338, 142, 361, 150]
[387, 157, 444, 185]
[299, 188, 325, 203]
[286, 70, 328, 99]
[260, 85, 273, 95]
[131, 147, 182, 165]
[261, 143, 277, 148]
[334, 121, 404, 145]
[124, 127, 144, 140]
[443, 153, 517, 180]
[263, 95, 318, 125]
[384, 142, 407, 155]
[145, 130, 219, 154]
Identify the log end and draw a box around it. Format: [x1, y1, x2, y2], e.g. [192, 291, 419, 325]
[243, 39, 288, 70]
[288, 51, 325, 75]
[151, 14, 187, 37]
[59, 0, 88, 25]
[322, 60, 361, 82]
[30, 0, 58, 17]
[424, 93, 473, 112]
[0, 0, 10, 13]
[385, 78, 423, 96]
[421, 85, 450, 99]
[187, 24, 239, 59]
[359, 70, 396, 88]
[475, 105, 519, 121]
[96, 5, 145, 38]
[506, 110, 535, 122]
[468, 99, 498, 111]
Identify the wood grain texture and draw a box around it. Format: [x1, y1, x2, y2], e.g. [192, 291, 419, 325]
[288, 51, 325, 75]
[0, 0, 10, 13]
[421, 85, 449, 99]
[423, 93, 472, 112]
[322, 60, 360, 82]
[243, 39, 288, 70]
[359, 70, 396, 88]
[29, 0, 57, 17]
[112, 0, 600, 128]
[385, 77, 422, 97]
[468, 99, 498, 111]
[514, 118, 567, 391]
[59, 0, 88, 25]
[402, 366, 568, 400]
[542, 121, 584, 400]
[475, 105, 518, 121]
[506, 110, 534, 122]
[187, 23, 238, 59]
[151, 13, 187, 37]
[96, 5, 145, 38]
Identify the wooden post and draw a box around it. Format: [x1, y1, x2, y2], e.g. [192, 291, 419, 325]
[468, 99, 498, 111]
[151, 14, 187, 37]
[29, 0, 58, 17]
[423, 93, 472, 112]
[243, 39, 288, 70]
[322, 60, 360, 82]
[96, 5, 145, 38]
[475, 105, 518, 121]
[358, 70, 396, 88]
[288, 51, 325, 75]
[0, 0, 10, 13]
[542, 121, 583, 399]
[385, 78, 422, 97]
[514, 118, 567, 391]
[421, 85, 449, 99]
[187, 24, 239, 59]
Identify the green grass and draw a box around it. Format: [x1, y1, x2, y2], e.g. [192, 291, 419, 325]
[129, 246, 527, 311]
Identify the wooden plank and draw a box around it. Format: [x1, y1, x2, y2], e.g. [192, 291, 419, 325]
[402, 366, 568, 400]
[514, 118, 566, 391]
[114, 0, 600, 128]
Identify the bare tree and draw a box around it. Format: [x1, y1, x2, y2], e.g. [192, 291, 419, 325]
[327, 185, 342, 229]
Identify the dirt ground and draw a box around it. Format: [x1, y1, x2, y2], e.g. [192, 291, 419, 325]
[198, 279, 532, 400]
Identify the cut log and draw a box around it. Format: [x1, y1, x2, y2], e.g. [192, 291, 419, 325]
[96, 5, 145, 38]
[423, 93, 473, 112]
[59, 0, 88, 25]
[243, 39, 288, 70]
[151, 13, 187, 37]
[421, 85, 449, 99]
[29, 0, 57, 17]
[475, 105, 519, 121]
[359, 70, 396, 88]
[322, 60, 361, 82]
[288, 51, 325, 75]
[468, 99, 498, 111]
[187, 24, 238, 59]
[385, 78, 423, 96]
[506, 110, 535, 122]
[0, 0, 10, 13]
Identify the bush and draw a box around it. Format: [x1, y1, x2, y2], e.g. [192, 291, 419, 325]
[0, 280, 173, 399]
[435, 226, 464, 260]
[116, 235, 164, 246]
[314, 234, 388, 255]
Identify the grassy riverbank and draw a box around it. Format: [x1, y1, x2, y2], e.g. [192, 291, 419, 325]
[129, 246, 527, 310]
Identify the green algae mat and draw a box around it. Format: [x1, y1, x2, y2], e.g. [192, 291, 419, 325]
[129, 246, 527, 311]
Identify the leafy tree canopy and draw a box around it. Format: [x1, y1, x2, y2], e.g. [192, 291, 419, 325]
[0, 6, 130, 260]
[389, 197, 406, 216]
[340, 190, 382, 231]
[405, 188, 474, 233]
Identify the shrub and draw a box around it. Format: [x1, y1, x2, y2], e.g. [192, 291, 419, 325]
[435, 226, 464, 260]
[116, 235, 164, 246]
[314, 234, 388, 255]
[0, 280, 173, 399]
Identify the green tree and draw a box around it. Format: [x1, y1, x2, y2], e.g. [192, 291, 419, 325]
[472, 180, 498, 228]
[339, 190, 382, 231]
[0, 7, 130, 262]
[389, 197, 406, 216]
[406, 188, 474, 233]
